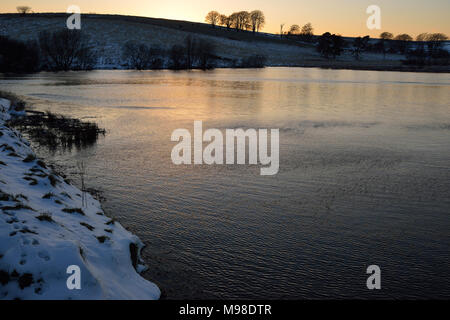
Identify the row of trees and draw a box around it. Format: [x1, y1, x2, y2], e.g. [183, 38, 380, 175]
[379, 31, 448, 54]
[1, 31, 267, 72]
[284, 23, 314, 42]
[316, 30, 449, 65]
[317, 33, 372, 60]
[122, 36, 216, 70]
[380, 32, 448, 43]
[122, 37, 269, 69]
[205, 10, 266, 33]
[0, 30, 96, 73]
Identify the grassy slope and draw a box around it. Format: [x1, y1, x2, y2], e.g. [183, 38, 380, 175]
[0, 13, 448, 72]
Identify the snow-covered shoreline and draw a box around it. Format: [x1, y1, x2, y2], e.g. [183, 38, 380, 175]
[0, 98, 160, 300]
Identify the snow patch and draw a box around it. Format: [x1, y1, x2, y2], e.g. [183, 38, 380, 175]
[0, 98, 160, 300]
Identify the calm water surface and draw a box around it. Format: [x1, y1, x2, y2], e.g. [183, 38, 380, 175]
[1, 68, 449, 299]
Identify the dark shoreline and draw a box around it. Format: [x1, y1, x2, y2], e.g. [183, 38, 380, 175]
[2, 65, 449, 78]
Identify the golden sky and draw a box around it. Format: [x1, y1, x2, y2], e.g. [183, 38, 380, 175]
[1, 0, 449, 37]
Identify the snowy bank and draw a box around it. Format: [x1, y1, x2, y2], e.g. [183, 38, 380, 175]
[0, 98, 160, 300]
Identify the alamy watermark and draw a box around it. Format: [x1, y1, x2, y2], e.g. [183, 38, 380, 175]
[171, 121, 279, 176]
[366, 5, 381, 30]
[366, 265, 381, 290]
[66, 265, 81, 290]
[67, 5, 81, 30]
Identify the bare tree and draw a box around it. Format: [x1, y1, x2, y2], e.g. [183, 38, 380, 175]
[122, 41, 161, 70]
[185, 35, 196, 69]
[169, 36, 216, 70]
[413, 33, 430, 53]
[39, 30, 95, 71]
[219, 14, 231, 29]
[352, 36, 370, 60]
[416, 33, 429, 42]
[17, 6, 32, 15]
[249, 10, 265, 33]
[380, 32, 393, 40]
[289, 24, 300, 35]
[238, 11, 251, 31]
[300, 23, 314, 41]
[280, 24, 285, 38]
[378, 32, 393, 59]
[229, 11, 251, 31]
[427, 33, 448, 42]
[205, 11, 220, 27]
[394, 34, 413, 41]
[196, 39, 216, 69]
[229, 13, 239, 30]
[76, 46, 98, 71]
[426, 33, 448, 56]
[394, 33, 413, 53]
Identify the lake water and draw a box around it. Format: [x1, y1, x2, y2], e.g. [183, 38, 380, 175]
[1, 68, 449, 299]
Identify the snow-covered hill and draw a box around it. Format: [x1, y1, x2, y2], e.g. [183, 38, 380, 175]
[0, 13, 323, 68]
[1, 13, 446, 72]
[0, 98, 160, 300]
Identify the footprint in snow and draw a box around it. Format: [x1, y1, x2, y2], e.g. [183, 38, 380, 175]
[38, 251, 50, 261]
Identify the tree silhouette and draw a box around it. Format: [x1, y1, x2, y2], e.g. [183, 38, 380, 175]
[17, 6, 32, 15]
[39, 30, 95, 71]
[393, 34, 413, 53]
[289, 25, 300, 35]
[426, 33, 448, 56]
[229, 13, 239, 30]
[205, 11, 220, 27]
[380, 32, 393, 40]
[394, 34, 413, 41]
[416, 33, 429, 42]
[249, 10, 265, 33]
[196, 39, 216, 69]
[427, 33, 448, 42]
[379, 32, 393, 59]
[352, 36, 370, 60]
[169, 36, 216, 70]
[300, 23, 314, 42]
[317, 32, 343, 59]
[122, 41, 161, 70]
[229, 11, 251, 31]
[169, 45, 186, 70]
[220, 14, 231, 29]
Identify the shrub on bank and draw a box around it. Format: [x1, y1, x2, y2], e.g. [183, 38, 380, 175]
[121, 41, 164, 70]
[0, 36, 40, 73]
[38, 30, 97, 71]
[169, 36, 217, 70]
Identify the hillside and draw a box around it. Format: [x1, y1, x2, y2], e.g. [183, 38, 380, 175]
[0, 13, 448, 72]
